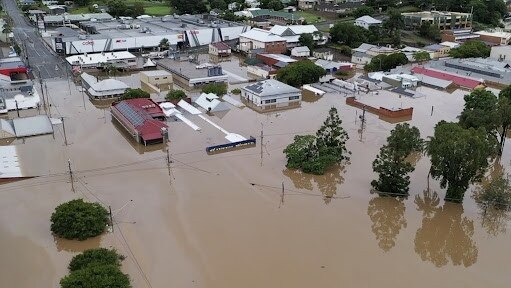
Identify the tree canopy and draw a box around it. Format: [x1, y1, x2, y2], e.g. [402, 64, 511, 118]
[427, 121, 496, 202]
[364, 52, 409, 72]
[418, 21, 440, 41]
[473, 170, 511, 211]
[169, 0, 207, 14]
[50, 199, 109, 240]
[60, 264, 131, 288]
[371, 123, 423, 196]
[201, 83, 227, 95]
[284, 108, 350, 175]
[69, 248, 124, 272]
[298, 33, 315, 52]
[276, 60, 326, 87]
[120, 88, 150, 100]
[166, 90, 187, 101]
[352, 6, 375, 18]
[449, 41, 490, 59]
[330, 22, 372, 48]
[413, 51, 431, 63]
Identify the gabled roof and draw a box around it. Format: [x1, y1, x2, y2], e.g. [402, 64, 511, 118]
[210, 42, 231, 50]
[356, 15, 382, 24]
[292, 46, 310, 53]
[239, 28, 286, 42]
[269, 25, 318, 36]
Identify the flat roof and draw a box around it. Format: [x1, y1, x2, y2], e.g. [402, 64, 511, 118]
[239, 28, 285, 43]
[475, 30, 511, 39]
[66, 51, 136, 65]
[411, 66, 482, 89]
[402, 11, 472, 18]
[157, 59, 225, 80]
[140, 70, 172, 77]
[0, 146, 22, 178]
[243, 79, 300, 97]
[12, 115, 53, 137]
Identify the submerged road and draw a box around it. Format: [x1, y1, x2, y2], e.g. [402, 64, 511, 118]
[1, 0, 67, 79]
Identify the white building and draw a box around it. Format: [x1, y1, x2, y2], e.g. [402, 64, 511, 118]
[80, 72, 129, 100]
[140, 70, 173, 92]
[241, 79, 301, 110]
[351, 43, 396, 65]
[354, 15, 382, 30]
[193, 93, 230, 112]
[238, 28, 287, 53]
[209, 42, 232, 57]
[291, 46, 311, 57]
[490, 45, 511, 62]
[66, 51, 137, 69]
[269, 25, 327, 47]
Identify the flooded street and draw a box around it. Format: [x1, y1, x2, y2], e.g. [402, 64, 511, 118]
[1, 77, 511, 288]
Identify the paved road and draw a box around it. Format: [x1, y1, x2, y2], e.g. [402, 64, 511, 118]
[1, 0, 67, 79]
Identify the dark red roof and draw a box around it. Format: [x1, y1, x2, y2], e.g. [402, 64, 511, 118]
[411, 66, 482, 89]
[112, 98, 168, 142]
[211, 42, 230, 50]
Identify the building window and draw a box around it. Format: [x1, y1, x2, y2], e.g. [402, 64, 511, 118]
[289, 96, 300, 100]
[155, 77, 159, 80]
[265, 99, 277, 104]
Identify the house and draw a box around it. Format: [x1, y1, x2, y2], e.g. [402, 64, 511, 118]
[284, 6, 297, 13]
[47, 5, 66, 15]
[313, 49, 333, 61]
[316, 2, 363, 14]
[244, 9, 304, 26]
[209, 42, 232, 57]
[139, 70, 173, 92]
[474, 30, 511, 45]
[156, 59, 228, 90]
[439, 41, 460, 49]
[400, 46, 432, 61]
[411, 66, 484, 89]
[315, 59, 353, 73]
[369, 72, 419, 89]
[256, 53, 297, 68]
[20, 0, 36, 5]
[490, 45, 511, 62]
[110, 99, 168, 145]
[193, 93, 230, 112]
[351, 43, 396, 65]
[241, 79, 301, 111]
[228, 2, 238, 10]
[0, 57, 27, 77]
[269, 24, 327, 47]
[80, 72, 129, 100]
[422, 44, 450, 59]
[354, 16, 382, 30]
[291, 46, 311, 57]
[402, 11, 472, 30]
[298, 0, 318, 10]
[247, 64, 277, 79]
[238, 28, 287, 54]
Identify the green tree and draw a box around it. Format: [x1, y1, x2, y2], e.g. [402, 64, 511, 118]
[210, 0, 228, 10]
[383, 8, 403, 35]
[69, 248, 124, 272]
[427, 121, 496, 202]
[352, 6, 375, 18]
[50, 199, 109, 240]
[276, 60, 326, 87]
[298, 33, 314, 52]
[459, 89, 511, 155]
[120, 88, 150, 100]
[170, 0, 207, 14]
[201, 83, 227, 95]
[413, 51, 431, 63]
[284, 108, 350, 175]
[449, 40, 490, 59]
[371, 123, 423, 195]
[165, 89, 187, 101]
[364, 52, 408, 72]
[107, 0, 128, 17]
[418, 21, 440, 41]
[267, 0, 284, 11]
[330, 22, 370, 47]
[75, 0, 91, 6]
[159, 38, 169, 49]
[60, 265, 131, 288]
[231, 88, 241, 94]
[473, 170, 511, 210]
[131, 2, 145, 17]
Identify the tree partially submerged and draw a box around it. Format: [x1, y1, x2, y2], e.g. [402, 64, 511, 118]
[371, 123, 423, 196]
[51, 199, 109, 240]
[165, 90, 187, 101]
[201, 83, 227, 95]
[427, 121, 496, 202]
[120, 88, 150, 100]
[276, 60, 326, 87]
[473, 170, 511, 211]
[60, 264, 131, 288]
[284, 108, 350, 175]
[69, 248, 124, 272]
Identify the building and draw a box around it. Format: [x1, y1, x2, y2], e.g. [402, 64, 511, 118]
[0, 73, 40, 112]
[157, 59, 228, 89]
[298, 0, 317, 10]
[315, 59, 353, 73]
[474, 30, 511, 45]
[209, 42, 232, 57]
[441, 29, 480, 43]
[66, 51, 137, 69]
[241, 79, 301, 111]
[256, 53, 297, 68]
[411, 66, 483, 89]
[247, 64, 277, 79]
[244, 9, 304, 26]
[43, 13, 113, 27]
[238, 28, 287, 54]
[313, 49, 333, 61]
[139, 70, 173, 92]
[291, 46, 311, 57]
[80, 72, 129, 100]
[490, 45, 511, 61]
[47, 5, 66, 15]
[110, 99, 168, 145]
[316, 2, 363, 14]
[354, 16, 382, 30]
[193, 93, 230, 112]
[0, 57, 27, 77]
[49, 14, 250, 55]
[422, 44, 451, 59]
[269, 24, 327, 47]
[402, 11, 472, 30]
[351, 43, 396, 65]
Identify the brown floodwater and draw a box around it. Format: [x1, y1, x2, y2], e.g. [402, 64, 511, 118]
[1, 78, 511, 288]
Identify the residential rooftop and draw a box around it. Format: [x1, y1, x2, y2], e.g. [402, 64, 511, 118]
[243, 79, 300, 97]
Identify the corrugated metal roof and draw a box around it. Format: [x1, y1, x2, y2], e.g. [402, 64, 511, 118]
[0, 146, 22, 178]
[239, 28, 286, 43]
[12, 115, 53, 138]
[243, 79, 300, 97]
[0, 119, 15, 138]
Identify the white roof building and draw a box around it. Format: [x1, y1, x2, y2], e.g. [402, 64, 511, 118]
[269, 25, 326, 46]
[241, 79, 302, 111]
[193, 93, 230, 112]
[355, 15, 382, 30]
[81, 72, 129, 99]
[440, 41, 460, 49]
[239, 28, 286, 43]
[291, 46, 311, 57]
[66, 51, 137, 68]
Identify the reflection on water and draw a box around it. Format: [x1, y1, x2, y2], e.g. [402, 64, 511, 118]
[302, 90, 322, 103]
[414, 191, 478, 267]
[282, 165, 345, 204]
[54, 234, 102, 252]
[367, 196, 407, 252]
[479, 207, 510, 236]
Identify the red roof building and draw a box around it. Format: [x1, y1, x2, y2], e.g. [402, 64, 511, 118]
[110, 98, 168, 145]
[411, 66, 483, 89]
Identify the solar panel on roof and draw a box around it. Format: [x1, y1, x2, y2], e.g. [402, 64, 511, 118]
[116, 102, 145, 126]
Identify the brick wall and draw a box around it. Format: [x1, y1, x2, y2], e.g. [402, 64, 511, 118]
[264, 41, 287, 54]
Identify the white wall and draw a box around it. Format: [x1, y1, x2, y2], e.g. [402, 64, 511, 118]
[241, 90, 301, 107]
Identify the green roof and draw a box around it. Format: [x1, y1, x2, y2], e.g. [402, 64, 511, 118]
[250, 9, 303, 21]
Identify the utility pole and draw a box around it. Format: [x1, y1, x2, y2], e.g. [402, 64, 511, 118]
[161, 127, 171, 177]
[68, 159, 74, 192]
[15, 100, 19, 117]
[359, 106, 366, 142]
[431, 106, 434, 116]
[279, 182, 285, 208]
[109, 206, 114, 232]
[61, 117, 68, 145]
[45, 82, 51, 117]
[38, 71, 47, 114]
